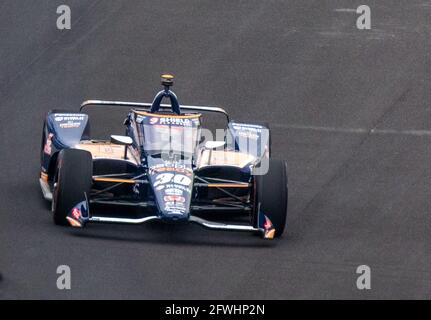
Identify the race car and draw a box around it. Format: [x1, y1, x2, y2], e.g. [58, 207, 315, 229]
[39, 75, 288, 239]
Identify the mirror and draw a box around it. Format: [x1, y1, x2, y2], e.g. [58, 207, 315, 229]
[205, 141, 226, 149]
[111, 135, 133, 146]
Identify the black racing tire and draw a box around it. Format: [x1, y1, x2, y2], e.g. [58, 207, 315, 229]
[254, 159, 288, 238]
[52, 149, 93, 226]
[40, 121, 46, 166]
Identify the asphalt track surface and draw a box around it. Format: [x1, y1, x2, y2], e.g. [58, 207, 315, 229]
[1, 0, 431, 299]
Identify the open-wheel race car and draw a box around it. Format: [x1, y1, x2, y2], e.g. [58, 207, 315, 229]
[39, 75, 288, 239]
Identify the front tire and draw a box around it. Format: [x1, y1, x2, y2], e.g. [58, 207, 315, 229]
[254, 159, 288, 238]
[52, 149, 93, 225]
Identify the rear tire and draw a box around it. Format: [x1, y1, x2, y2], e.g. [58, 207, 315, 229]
[254, 159, 288, 237]
[52, 149, 93, 226]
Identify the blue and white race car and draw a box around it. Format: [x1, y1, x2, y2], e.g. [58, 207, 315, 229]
[39, 75, 288, 239]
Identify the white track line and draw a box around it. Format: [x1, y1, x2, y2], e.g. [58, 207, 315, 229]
[334, 8, 356, 12]
[273, 124, 431, 137]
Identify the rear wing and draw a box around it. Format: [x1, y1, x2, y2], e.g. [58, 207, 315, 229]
[80, 100, 230, 122]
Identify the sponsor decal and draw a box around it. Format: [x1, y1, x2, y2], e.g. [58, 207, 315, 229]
[102, 146, 114, 154]
[44, 133, 54, 155]
[166, 183, 191, 194]
[150, 166, 193, 175]
[237, 130, 259, 140]
[153, 173, 192, 187]
[66, 217, 82, 227]
[232, 123, 265, 142]
[149, 117, 159, 125]
[71, 208, 82, 220]
[165, 188, 183, 196]
[59, 122, 81, 129]
[155, 185, 165, 191]
[263, 216, 275, 240]
[165, 209, 185, 215]
[232, 123, 264, 131]
[164, 195, 185, 203]
[264, 217, 272, 230]
[149, 162, 193, 173]
[159, 117, 192, 127]
[66, 207, 83, 228]
[265, 229, 275, 239]
[164, 201, 186, 215]
[54, 114, 85, 122]
[54, 113, 85, 129]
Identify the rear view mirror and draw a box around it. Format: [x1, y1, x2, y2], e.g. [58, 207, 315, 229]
[111, 135, 133, 146]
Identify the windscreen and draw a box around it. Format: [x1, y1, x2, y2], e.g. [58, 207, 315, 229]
[136, 113, 201, 156]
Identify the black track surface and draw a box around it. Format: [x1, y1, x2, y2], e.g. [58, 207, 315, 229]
[1, 1, 431, 299]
